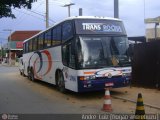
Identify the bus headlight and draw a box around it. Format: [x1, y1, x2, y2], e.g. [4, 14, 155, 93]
[122, 73, 126, 77]
[79, 75, 96, 80]
[84, 76, 90, 80]
[90, 75, 96, 80]
[122, 73, 131, 77]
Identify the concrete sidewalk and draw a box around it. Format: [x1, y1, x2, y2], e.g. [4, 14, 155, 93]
[111, 86, 160, 109]
[0, 63, 18, 67]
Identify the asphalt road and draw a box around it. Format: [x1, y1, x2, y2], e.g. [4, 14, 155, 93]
[0, 65, 101, 114]
[0, 65, 160, 115]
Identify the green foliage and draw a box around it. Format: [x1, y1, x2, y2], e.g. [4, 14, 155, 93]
[0, 0, 37, 18]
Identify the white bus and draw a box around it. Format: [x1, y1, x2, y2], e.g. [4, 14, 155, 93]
[23, 16, 131, 92]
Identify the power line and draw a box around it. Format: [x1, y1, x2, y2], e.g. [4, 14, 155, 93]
[14, 8, 55, 24]
[16, 0, 68, 24]
[25, 9, 55, 23]
[14, 8, 46, 22]
[6, 0, 68, 31]
[11, 0, 46, 29]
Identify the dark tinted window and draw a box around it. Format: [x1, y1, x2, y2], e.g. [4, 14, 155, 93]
[62, 21, 73, 42]
[52, 25, 61, 46]
[23, 43, 26, 53]
[52, 28, 57, 46]
[44, 29, 52, 48]
[26, 42, 29, 53]
[32, 38, 37, 51]
[29, 40, 33, 52]
[62, 40, 75, 68]
[38, 34, 44, 50]
[57, 25, 61, 42]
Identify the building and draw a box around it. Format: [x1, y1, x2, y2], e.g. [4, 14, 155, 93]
[7, 30, 40, 65]
[145, 16, 160, 42]
[128, 36, 146, 43]
[146, 28, 160, 41]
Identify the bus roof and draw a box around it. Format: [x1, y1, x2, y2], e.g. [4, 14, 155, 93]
[63, 16, 122, 21]
[23, 16, 122, 43]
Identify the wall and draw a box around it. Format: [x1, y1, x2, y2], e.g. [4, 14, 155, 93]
[132, 40, 160, 88]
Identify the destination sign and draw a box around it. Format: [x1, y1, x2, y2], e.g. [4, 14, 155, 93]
[82, 23, 122, 33]
[75, 19, 126, 35]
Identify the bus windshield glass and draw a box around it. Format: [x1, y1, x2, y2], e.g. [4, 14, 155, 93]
[77, 36, 131, 69]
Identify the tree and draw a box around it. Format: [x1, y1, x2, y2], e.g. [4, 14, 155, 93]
[0, 0, 37, 18]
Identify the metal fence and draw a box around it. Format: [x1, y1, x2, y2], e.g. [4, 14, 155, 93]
[132, 40, 160, 88]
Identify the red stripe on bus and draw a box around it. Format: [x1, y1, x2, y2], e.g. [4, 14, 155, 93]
[41, 50, 52, 76]
[33, 57, 42, 80]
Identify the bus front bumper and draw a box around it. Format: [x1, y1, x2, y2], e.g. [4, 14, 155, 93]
[78, 76, 131, 92]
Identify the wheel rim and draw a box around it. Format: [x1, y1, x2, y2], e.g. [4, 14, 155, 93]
[22, 70, 25, 76]
[30, 69, 34, 81]
[58, 72, 65, 91]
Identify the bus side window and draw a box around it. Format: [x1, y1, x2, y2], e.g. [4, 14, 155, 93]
[62, 21, 73, 42]
[32, 38, 37, 51]
[62, 40, 75, 68]
[38, 34, 44, 50]
[52, 25, 61, 46]
[62, 45, 68, 66]
[29, 39, 33, 52]
[56, 25, 61, 44]
[26, 42, 29, 53]
[52, 28, 56, 46]
[23, 43, 26, 53]
[69, 41, 75, 68]
[44, 29, 52, 48]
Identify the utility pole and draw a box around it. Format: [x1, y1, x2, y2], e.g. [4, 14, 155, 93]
[79, 8, 83, 16]
[114, 0, 119, 18]
[0, 40, 2, 63]
[46, 0, 49, 28]
[155, 23, 159, 40]
[63, 3, 75, 17]
[3, 29, 12, 65]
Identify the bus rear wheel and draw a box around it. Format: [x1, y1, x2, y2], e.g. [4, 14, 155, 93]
[22, 70, 26, 77]
[20, 71, 22, 75]
[30, 69, 35, 81]
[57, 72, 66, 93]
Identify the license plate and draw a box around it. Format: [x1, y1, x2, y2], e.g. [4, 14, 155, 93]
[105, 82, 114, 87]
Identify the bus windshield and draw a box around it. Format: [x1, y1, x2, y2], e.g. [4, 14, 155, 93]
[77, 35, 131, 69]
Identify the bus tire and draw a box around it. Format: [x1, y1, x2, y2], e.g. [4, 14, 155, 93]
[30, 68, 35, 81]
[22, 70, 26, 77]
[57, 71, 66, 93]
[20, 71, 22, 75]
[27, 67, 30, 79]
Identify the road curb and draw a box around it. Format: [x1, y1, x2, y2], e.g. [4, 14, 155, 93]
[112, 95, 160, 110]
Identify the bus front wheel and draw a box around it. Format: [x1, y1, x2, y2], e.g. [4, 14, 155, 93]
[57, 72, 66, 93]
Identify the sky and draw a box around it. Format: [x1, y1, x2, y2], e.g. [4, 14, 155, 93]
[0, 0, 160, 44]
